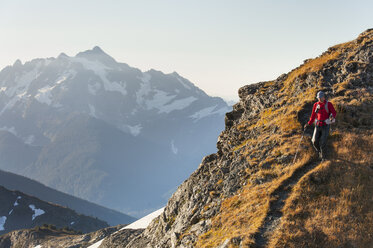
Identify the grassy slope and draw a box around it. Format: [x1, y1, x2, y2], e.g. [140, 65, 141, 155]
[195, 30, 373, 247]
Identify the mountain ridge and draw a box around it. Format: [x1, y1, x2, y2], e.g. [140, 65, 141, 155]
[0, 169, 135, 226]
[0, 46, 230, 216]
[0, 185, 109, 236]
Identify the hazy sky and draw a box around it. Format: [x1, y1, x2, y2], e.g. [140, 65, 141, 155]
[1, 0, 372, 100]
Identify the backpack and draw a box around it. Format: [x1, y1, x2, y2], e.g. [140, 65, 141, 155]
[315, 101, 335, 125]
[315, 100, 329, 115]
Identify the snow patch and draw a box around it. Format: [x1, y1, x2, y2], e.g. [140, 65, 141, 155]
[34, 85, 56, 106]
[190, 105, 230, 122]
[14, 196, 21, 206]
[86, 208, 164, 248]
[136, 81, 152, 106]
[127, 124, 142, 136]
[72, 57, 126, 95]
[0, 91, 28, 116]
[171, 140, 178, 155]
[123, 207, 164, 230]
[8, 209, 13, 215]
[17, 91, 28, 98]
[177, 77, 191, 90]
[0, 216, 6, 231]
[145, 90, 176, 110]
[33, 245, 42, 248]
[24, 135, 35, 145]
[0, 127, 36, 145]
[29, 204, 45, 221]
[136, 72, 153, 105]
[6, 67, 39, 98]
[88, 239, 104, 248]
[88, 82, 101, 95]
[0, 87, 6, 92]
[139, 72, 151, 83]
[103, 80, 127, 95]
[158, 96, 197, 114]
[70, 221, 75, 225]
[0, 126, 17, 136]
[55, 76, 67, 85]
[88, 104, 97, 118]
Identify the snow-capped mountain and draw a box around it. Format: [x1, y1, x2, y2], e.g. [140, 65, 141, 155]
[0, 47, 230, 216]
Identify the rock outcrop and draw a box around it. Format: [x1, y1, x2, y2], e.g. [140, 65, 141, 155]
[125, 29, 373, 247]
[0, 224, 123, 248]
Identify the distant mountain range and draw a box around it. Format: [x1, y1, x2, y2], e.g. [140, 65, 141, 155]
[0, 169, 135, 226]
[0, 47, 230, 216]
[0, 185, 108, 235]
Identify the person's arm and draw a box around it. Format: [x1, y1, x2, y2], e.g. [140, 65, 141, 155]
[328, 102, 337, 118]
[308, 103, 317, 125]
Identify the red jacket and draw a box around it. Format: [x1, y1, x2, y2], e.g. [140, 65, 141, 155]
[308, 100, 337, 126]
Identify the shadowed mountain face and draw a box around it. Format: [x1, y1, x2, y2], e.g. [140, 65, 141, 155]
[0, 169, 135, 226]
[0, 47, 230, 216]
[0, 186, 108, 235]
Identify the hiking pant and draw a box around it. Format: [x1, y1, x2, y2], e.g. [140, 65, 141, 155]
[312, 125, 330, 158]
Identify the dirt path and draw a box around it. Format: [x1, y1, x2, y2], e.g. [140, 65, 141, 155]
[252, 160, 320, 248]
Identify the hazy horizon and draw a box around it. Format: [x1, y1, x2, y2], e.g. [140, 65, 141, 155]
[1, 0, 373, 101]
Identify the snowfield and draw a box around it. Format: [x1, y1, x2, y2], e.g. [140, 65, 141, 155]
[122, 207, 165, 230]
[88, 207, 165, 248]
[190, 105, 230, 122]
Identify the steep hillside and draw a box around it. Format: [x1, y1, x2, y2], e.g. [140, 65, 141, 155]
[0, 169, 135, 226]
[0, 186, 108, 236]
[123, 29, 373, 247]
[0, 47, 230, 215]
[2, 29, 372, 248]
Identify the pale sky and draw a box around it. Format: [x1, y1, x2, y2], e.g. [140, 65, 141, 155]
[1, 0, 372, 101]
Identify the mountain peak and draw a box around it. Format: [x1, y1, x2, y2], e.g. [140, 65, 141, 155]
[57, 52, 69, 59]
[75, 46, 117, 66]
[92, 46, 104, 53]
[358, 28, 373, 39]
[76, 46, 109, 57]
[12, 59, 22, 67]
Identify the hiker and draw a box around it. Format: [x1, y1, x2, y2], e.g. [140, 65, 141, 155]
[304, 91, 336, 160]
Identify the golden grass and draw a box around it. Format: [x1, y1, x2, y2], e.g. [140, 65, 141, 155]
[286, 51, 341, 88]
[196, 96, 373, 247]
[193, 32, 373, 247]
[269, 132, 373, 248]
[196, 182, 270, 247]
[195, 142, 315, 247]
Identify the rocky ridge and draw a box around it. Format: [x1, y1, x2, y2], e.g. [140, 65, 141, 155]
[0, 224, 124, 248]
[125, 29, 373, 247]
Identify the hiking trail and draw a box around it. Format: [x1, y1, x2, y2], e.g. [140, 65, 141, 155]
[253, 159, 320, 248]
